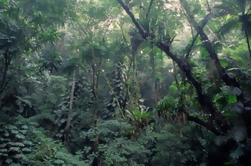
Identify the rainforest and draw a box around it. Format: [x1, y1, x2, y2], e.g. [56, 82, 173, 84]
[1, 0, 251, 165]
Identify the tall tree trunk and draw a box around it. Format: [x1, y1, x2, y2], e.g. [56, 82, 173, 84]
[244, 27, 251, 58]
[64, 70, 76, 144]
[0, 50, 11, 95]
[240, 1, 251, 58]
[90, 49, 102, 165]
[150, 46, 158, 103]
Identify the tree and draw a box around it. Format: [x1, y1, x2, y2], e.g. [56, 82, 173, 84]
[215, 0, 251, 58]
[1, 0, 251, 165]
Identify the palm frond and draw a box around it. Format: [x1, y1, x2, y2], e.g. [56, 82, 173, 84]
[213, 0, 239, 16]
[218, 17, 240, 36]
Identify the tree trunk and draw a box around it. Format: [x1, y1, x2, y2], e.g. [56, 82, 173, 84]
[150, 46, 158, 103]
[0, 50, 11, 95]
[244, 27, 251, 58]
[64, 70, 76, 144]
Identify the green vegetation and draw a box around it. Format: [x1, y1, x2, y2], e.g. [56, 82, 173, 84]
[0, 0, 251, 165]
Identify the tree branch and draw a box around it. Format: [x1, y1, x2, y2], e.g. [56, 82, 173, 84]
[185, 14, 212, 58]
[117, 0, 148, 38]
[180, 0, 240, 88]
[146, 0, 154, 19]
[117, 0, 217, 115]
[187, 115, 221, 135]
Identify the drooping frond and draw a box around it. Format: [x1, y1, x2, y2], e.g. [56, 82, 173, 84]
[218, 16, 240, 36]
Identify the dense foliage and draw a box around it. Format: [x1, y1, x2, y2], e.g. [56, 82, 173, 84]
[1, 0, 251, 165]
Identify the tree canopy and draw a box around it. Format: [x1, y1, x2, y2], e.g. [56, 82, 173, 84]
[1, 0, 251, 165]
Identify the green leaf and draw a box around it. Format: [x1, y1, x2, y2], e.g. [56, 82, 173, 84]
[227, 95, 237, 104]
[230, 146, 244, 159]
